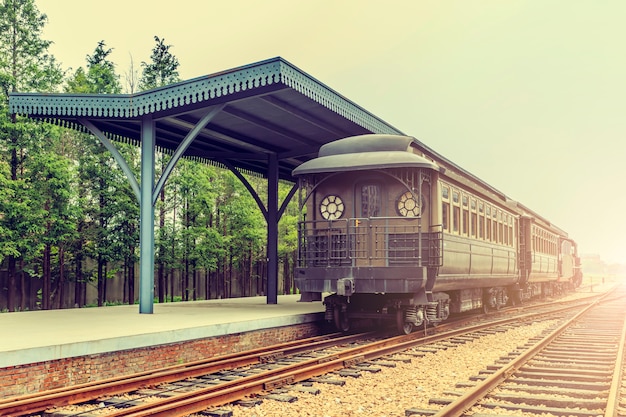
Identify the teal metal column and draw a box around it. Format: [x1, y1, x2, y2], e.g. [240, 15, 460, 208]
[266, 153, 278, 304]
[139, 116, 156, 314]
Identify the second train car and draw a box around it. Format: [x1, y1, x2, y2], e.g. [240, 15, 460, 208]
[293, 134, 582, 334]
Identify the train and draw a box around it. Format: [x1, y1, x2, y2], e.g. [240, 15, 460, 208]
[292, 134, 582, 334]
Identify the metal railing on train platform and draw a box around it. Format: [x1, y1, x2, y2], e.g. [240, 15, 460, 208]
[297, 218, 443, 268]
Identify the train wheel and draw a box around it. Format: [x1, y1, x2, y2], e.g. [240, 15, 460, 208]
[396, 309, 413, 335]
[333, 307, 350, 332]
[483, 297, 491, 313]
[510, 288, 523, 306]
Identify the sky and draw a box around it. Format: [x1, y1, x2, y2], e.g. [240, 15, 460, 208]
[35, 0, 626, 265]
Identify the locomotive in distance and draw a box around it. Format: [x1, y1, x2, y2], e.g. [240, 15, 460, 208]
[292, 134, 582, 334]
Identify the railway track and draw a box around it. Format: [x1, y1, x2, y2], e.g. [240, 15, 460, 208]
[407, 285, 626, 417]
[0, 290, 610, 417]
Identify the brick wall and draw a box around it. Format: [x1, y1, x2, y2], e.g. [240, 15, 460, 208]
[0, 322, 324, 399]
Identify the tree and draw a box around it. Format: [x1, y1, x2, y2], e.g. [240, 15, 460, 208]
[28, 128, 77, 309]
[278, 184, 299, 294]
[139, 36, 180, 91]
[85, 40, 121, 94]
[218, 172, 266, 297]
[175, 160, 224, 301]
[65, 41, 126, 306]
[0, 0, 63, 311]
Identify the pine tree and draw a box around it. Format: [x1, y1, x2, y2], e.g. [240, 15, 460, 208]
[65, 41, 127, 306]
[0, 0, 63, 311]
[139, 36, 180, 91]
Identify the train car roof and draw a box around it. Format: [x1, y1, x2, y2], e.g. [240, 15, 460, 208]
[292, 134, 440, 175]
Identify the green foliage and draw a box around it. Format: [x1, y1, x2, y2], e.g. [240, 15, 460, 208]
[0, 159, 17, 263]
[65, 41, 121, 95]
[139, 36, 180, 90]
[0, 0, 63, 95]
[278, 183, 299, 259]
[0, 14, 301, 309]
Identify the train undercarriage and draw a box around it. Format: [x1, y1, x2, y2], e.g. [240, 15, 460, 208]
[323, 280, 575, 334]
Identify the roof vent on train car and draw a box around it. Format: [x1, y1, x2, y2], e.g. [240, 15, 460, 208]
[292, 134, 440, 176]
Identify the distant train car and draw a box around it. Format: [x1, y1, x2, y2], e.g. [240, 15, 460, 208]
[293, 134, 581, 334]
[518, 212, 583, 298]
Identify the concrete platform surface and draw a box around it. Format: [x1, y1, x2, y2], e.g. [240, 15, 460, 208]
[0, 295, 325, 368]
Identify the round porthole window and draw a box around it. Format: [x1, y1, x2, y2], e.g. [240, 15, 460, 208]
[397, 191, 422, 217]
[320, 195, 344, 220]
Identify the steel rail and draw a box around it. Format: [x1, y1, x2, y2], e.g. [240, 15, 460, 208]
[432, 288, 622, 417]
[100, 302, 592, 417]
[604, 300, 626, 417]
[0, 292, 603, 416]
[0, 331, 373, 416]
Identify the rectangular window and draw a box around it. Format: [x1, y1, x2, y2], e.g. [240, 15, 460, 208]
[462, 209, 469, 235]
[442, 186, 449, 200]
[493, 219, 498, 242]
[471, 213, 477, 238]
[486, 217, 491, 240]
[453, 206, 460, 233]
[442, 202, 449, 231]
[361, 185, 381, 217]
[479, 215, 484, 239]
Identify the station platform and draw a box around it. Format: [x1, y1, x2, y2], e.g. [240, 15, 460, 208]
[0, 294, 326, 369]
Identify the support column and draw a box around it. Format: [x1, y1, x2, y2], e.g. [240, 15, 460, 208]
[139, 116, 156, 314]
[266, 153, 279, 304]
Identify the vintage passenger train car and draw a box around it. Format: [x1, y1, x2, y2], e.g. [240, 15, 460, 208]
[293, 134, 582, 334]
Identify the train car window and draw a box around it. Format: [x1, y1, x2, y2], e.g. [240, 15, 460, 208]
[493, 219, 498, 243]
[360, 185, 381, 217]
[536, 235, 540, 252]
[471, 199, 477, 211]
[397, 191, 422, 217]
[442, 201, 449, 231]
[442, 186, 449, 200]
[319, 195, 345, 220]
[471, 213, 477, 238]
[503, 215, 508, 245]
[453, 206, 460, 233]
[479, 215, 484, 239]
[462, 208, 469, 235]
[461, 195, 469, 235]
[453, 191, 459, 204]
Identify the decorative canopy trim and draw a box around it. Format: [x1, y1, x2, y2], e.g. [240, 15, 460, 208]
[9, 57, 402, 136]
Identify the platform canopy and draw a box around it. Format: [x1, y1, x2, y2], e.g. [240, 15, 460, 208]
[9, 57, 403, 313]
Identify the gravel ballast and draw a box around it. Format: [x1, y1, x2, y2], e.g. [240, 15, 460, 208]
[217, 320, 559, 417]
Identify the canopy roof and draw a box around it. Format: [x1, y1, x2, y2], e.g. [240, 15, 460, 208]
[9, 57, 403, 180]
